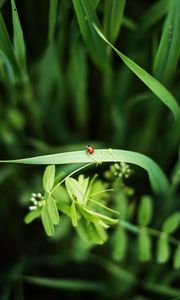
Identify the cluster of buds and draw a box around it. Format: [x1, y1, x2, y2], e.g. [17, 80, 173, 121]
[29, 192, 45, 211]
[114, 162, 132, 179]
[105, 162, 133, 180]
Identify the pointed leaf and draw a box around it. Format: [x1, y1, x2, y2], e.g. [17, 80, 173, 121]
[153, 0, 180, 83]
[71, 202, 78, 227]
[0, 149, 170, 195]
[72, 0, 107, 69]
[43, 165, 55, 192]
[48, 0, 58, 44]
[93, 24, 180, 120]
[47, 196, 60, 225]
[41, 205, 54, 236]
[11, 0, 26, 68]
[103, 0, 126, 43]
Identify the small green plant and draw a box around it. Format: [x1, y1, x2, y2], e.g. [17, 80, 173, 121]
[25, 164, 119, 244]
[23, 161, 180, 269]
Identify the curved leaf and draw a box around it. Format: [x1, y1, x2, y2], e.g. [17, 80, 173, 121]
[0, 149, 170, 195]
[93, 24, 180, 120]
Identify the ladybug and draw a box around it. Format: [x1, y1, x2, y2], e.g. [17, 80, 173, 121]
[87, 144, 94, 154]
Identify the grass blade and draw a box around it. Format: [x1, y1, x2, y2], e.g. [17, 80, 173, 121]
[93, 24, 180, 120]
[153, 0, 180, 83]
[0, 13, 19, 76]
[138, 0, 169, 36]
[24, 275, 105, 291]
[72, 0, 107, 69]
[103, 0, 126, 43]
[0, 149, 170, 195]
[11, 0, 26, 70]
[48, 0, 58, 44]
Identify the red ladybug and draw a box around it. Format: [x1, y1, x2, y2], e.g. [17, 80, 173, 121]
[87, 145, 94, 154]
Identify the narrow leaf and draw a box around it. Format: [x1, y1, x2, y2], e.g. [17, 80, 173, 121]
[48, 0, 58, 44]
[24, 275, 104, 291]
[47, 196, 60, 225]
[156, 233, 170, 263]
[103, 0, 126, 43]
[138, 227, 152, 262]
[112, 226, 127, 261]
[41, 205, 54, 236]
[153, 0, 180, 83]
[137, 196, 153, 226]
[0, 13, 19, 75]
[72, 0, 107, 69]
[71, 202, 78, 227]
[173, 244, 180, 269]
[43, 165, 55, 192]
[93, 24, 180, 120]
[11, 0, 26, 68]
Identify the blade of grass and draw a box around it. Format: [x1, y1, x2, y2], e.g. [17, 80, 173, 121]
[48, 0, 58, 44]
[0, 13, 20, 77]
[11, 0, 26, 70]
[72, 0, 107, 69]
[0, 149, 170, 195]
[103, 0, 126, 43]
[153, 0, 180, 83]
[23, 276, 105, 292]
[93, 24, 180, 120]
[138, 0, 169, 36]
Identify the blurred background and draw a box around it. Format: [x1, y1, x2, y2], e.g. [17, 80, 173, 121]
[0, 0, 180, 299]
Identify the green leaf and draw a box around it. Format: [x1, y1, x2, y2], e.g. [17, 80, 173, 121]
[137, 196, 153, 226]
[103, 0, 126, 43]
[138, 227, 152, 262]
[47, 196, 60, 225]
[153, 0, 180, 83]
[24, 208, 41, 224]
[138, 0, 169, 36]
[11, 0, 26, 69]
[94, 222, 108, 243]
[41, 205, 54, 236]
[112, 226, 127, 261]
[56, 201, 71, 217]
[0, 49, 15, 83]
[90, 0, 101, 9]
[65, 177, 84, 204]
[1, 149, 170, 195]
[156, 233, 170, 263]
[173, 244, 180, 269]
[48, 0, 58, 44]
[71, 202, 78, 227]
[24, 275, 104, 291]
[68, 42, 88, 130]
[43, 165, 55, 192]
[162, 212, 180, 234]
[93, 24, 180, 120]
[81, 206, 118, 226]
[79, 220, 107, 244]
[0, 13, 19, 76]
[72, 0, 107, 69]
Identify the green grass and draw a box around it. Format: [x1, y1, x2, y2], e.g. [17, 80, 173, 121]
[0, 0, 180, 299]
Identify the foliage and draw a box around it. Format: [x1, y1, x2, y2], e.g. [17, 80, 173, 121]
[0, 0, 180, 299]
